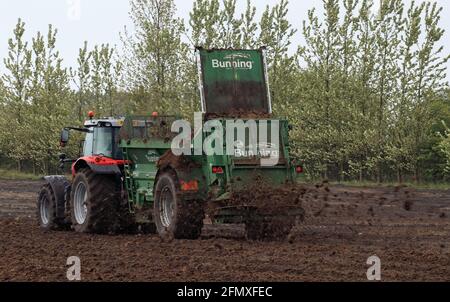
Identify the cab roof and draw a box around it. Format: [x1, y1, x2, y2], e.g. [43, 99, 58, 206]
[84, 117, 125, 128]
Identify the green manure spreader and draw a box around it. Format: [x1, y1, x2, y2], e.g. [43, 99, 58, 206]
[37, 48, 305, 241]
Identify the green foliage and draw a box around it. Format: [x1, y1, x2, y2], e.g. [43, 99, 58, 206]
[0, 0, 449, 184]
[121, 0, 189, 115]
[0, 20, 122, 174]
[189, 0, 245, 48]
[27, 25, 73, 171]
[71, 42, 123, 120]
[0, 19, 32, 170]
[0, 20, 74, 174]
[296, 0, 449, 183]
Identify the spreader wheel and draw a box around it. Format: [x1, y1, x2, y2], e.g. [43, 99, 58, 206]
[154, 171, 204, 240]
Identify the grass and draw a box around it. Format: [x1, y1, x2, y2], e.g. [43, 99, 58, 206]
[330, 180, 450, 190]
[0, 169, 43, 181]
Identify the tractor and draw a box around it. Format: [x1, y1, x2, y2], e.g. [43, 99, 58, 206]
[37, 114, 130, 233]
[37, 47, 305, 240]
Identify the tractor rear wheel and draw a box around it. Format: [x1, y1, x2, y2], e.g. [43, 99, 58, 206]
[70, 169, 120, 234]
[154, 172, 204, 240]
[37, 184, 65, 231]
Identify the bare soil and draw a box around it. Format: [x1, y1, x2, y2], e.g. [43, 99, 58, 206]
[1, 180, 450, 282]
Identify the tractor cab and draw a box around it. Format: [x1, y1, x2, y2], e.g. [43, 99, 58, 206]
[59, 113, 126, 176]
[81, 118, 124, 160]
[59, 113, 125, 160]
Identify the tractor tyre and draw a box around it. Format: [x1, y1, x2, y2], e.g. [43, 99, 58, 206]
[37, 184, 66, 231]
[154, 172, 204, 240]
[70, 169, 120, 234]
[245, 214, 296, 242]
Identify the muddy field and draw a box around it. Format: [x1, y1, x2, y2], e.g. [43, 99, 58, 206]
[1, 179, 450, 282]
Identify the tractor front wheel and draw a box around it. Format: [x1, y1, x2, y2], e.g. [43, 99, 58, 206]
[154, 172, 204, 240]
[70, 169, 120, 234]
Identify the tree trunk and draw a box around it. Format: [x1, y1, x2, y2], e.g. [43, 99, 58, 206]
[414, 165, 420, 184]
[397, 168, 403, 184]
[339, 160, 344, 183]
[377, 163, 382, 184]
[47, 159, 52, 176]
[359, 167, 363, 183]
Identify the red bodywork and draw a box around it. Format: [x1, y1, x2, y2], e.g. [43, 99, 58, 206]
[71, 156, 127, 177]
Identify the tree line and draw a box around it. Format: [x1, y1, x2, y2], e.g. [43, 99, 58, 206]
[0, 0, 449, 183]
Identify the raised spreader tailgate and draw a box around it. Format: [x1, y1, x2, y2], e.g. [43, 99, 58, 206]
[197, 47, 272, 117]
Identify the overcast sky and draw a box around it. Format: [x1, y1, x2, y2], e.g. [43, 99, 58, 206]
[0, 0, 449, 81]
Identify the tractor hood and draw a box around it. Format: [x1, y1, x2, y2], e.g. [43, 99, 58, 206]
[196, 48, 272, 118]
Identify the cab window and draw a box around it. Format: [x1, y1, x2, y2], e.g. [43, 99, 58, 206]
[83, 126, 122, 159]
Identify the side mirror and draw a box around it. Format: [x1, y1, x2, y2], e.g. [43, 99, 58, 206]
[60, 129, 70, 147]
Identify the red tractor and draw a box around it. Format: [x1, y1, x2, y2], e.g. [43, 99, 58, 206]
[37, 112, 130, 233]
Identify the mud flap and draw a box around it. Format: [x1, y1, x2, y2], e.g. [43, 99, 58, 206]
[210, 205, 303, 241]
[211, 205, 304, 224]
[245, 207, 302, 241]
